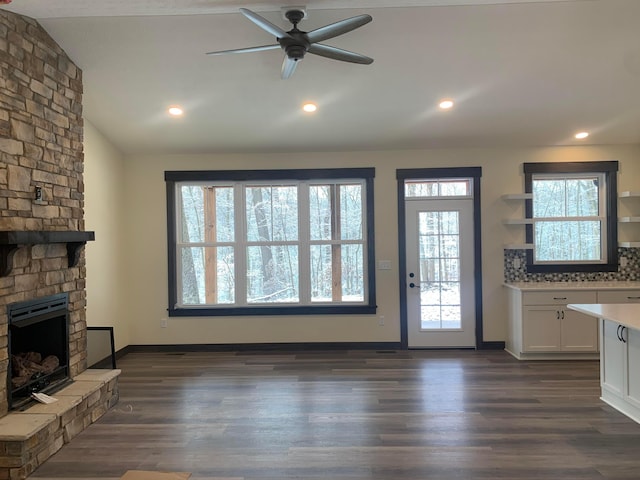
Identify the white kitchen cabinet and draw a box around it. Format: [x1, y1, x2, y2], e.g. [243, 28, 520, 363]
[522, 291, 598, 354]
[600, 319, 640, 423]
[601, 319, 624, 398]
[567, 303, 640, 424]
[506, 284, 640, 360]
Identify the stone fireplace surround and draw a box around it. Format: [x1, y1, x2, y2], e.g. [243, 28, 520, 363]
[1, 9, 120, 480]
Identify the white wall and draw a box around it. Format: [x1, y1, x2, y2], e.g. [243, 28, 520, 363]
[83, 121, 130, 351]
[108, 144, 640, 346]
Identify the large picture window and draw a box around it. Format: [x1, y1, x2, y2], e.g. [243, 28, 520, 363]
[166, 168, 376, 316]
[524, 161, 618, 273]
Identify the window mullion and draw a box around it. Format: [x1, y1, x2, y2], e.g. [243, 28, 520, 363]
[331, 185, 342, 302]
[235, 183, 248, 307]
[298, 183, 311, 304]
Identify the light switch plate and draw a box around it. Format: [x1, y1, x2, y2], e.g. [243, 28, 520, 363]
[378, 260, 392, 270]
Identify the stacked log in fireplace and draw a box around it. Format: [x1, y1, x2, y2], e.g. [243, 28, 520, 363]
[11, 351, 60, 389]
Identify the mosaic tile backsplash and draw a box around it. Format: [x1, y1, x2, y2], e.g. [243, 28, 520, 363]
[504, 247, 640, 283]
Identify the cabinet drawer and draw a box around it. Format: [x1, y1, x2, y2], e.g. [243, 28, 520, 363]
[597, 290, 640, 303]
[522, 290, 597, 306]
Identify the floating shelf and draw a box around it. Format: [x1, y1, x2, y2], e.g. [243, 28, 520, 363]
[619, 242, 640, 248]
[503, 219, 533, 225]
[504, 243, 534, 250]
[502, 193, 533, 200]
[619, 217, 640, 223]
[619, 191, 640, 198]
[0, 231, 95, 276]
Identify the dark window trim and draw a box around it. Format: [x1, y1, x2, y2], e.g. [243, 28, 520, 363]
[396, 167, 487, 349]
[165, 168, 375, 182]
[523, 161, 618, 273]
[166, 168, 376, 317]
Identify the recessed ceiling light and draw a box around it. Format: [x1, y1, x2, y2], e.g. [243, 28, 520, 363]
[168, 106, 184, 117]
[302, 102, 317, 113]
[439, 99, 454, 110]
[575, 131, 589, 139]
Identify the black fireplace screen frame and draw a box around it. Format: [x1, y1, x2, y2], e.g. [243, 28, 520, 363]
[7, 293, 71, 410]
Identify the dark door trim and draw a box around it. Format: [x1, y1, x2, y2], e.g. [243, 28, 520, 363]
[396, 167, 498, 349]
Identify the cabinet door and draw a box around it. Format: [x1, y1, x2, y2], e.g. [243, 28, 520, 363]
[601, 320, 624, 398]
[523, 306, 561, 352]
[560, 309, 599, 352]
[625, 327, 640, 408]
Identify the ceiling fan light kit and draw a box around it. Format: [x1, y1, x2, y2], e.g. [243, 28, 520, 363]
[206, 6, 373, 79]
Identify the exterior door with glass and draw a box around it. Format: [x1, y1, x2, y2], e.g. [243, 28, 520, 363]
[405, 199, 475, 348]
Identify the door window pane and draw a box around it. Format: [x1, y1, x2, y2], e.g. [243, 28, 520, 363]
[405, 179, 471, 198]
[418, 211, 462, 330]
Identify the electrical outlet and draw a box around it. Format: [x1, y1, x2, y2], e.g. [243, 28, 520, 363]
[378, 315, 385, 326]
[160, 318, 168, 328]
[620, 256, 628, 268]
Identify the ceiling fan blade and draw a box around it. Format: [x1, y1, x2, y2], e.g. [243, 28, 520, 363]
[308, 44, 373, 64]
[206, 44, 280, 56]
[281, 56, 300, 79]
[306, 14, 372, 44]
[240, 8, 291, 39]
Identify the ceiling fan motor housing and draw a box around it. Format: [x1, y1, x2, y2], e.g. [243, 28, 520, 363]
[206, 7, 373, 79]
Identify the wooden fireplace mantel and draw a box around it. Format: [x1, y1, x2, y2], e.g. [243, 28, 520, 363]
[0, 231, 95, 276]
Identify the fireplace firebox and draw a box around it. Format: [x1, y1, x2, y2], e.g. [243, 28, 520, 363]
[8, 293, 71, 410]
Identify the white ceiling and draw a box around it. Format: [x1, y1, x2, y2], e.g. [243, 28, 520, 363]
[2, 0, 640, 155]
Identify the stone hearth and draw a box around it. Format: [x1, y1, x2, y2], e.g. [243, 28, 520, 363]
[0, 369, 120, 480]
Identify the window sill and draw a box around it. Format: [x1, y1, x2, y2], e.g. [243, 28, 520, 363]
[169, 305, 377, 317]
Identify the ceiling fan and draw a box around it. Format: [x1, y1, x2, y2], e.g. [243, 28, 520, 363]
[206, 7, 373, 79]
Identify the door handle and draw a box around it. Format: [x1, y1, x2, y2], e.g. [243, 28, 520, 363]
[621, 326, 627, 343]
[617, 324, 623, 342]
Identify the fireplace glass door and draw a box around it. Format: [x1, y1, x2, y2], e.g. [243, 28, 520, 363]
[8, 293, 71, 409]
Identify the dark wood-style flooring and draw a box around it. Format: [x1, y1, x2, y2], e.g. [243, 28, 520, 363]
[32, 349, 640, 480]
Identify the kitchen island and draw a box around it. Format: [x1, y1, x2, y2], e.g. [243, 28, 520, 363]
[567, 303, 640, 424]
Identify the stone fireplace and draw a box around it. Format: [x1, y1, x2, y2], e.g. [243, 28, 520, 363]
[0, 8, 87, 418]
[0, 9, 120, 480]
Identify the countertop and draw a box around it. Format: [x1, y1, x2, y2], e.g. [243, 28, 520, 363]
[504, 281, 640, 292]
[567, 303, 640, 331]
